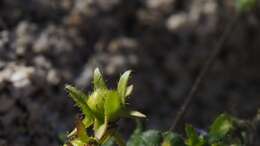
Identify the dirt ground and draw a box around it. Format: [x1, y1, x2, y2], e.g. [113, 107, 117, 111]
[0, 0, 259, 146]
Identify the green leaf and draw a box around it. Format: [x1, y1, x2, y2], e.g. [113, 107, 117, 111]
[122, 110, 146, 118]
[117, 70, 131, 102]
[67, 128, 77, 138]
[127, 131, 146, 146]
[162, 131, 185, 146]
[141, 130, 162, 146]
[65, 85, 95, 122]
[208, 114, 234, 143]
[68, 139, 86, 146]
[127, 123, 145, 146]
[104, 91, 122, 121]
[95, 122, 107, 140]
[82, 116, 95, 129]
[185, 124, 206, 146]
[236, 0, 256, 12]
[128, 110, 146, 118]
[94, 68, 107, 90]
[65, 84, 89, 100]
[87, 89, 108, 119]
[101, 137, 115, 146]
[93, 118, 104, 131]
[95, 115, 108, 140]
[75, 117, 90, 143]
[126, 85, 134, 97]
[185, 124, 198, 145]
[127, 129, 162, 146]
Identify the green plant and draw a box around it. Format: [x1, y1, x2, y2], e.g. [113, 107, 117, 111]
[236, 0, 257, 12]
[64, 68, 254, 146]
[64, 68, 145, 146]
[124, 113, 250, 146]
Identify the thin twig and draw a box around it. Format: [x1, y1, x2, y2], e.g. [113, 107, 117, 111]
[170, 15, 240, 131]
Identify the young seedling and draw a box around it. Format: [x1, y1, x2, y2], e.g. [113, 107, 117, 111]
[64, 68, 146, 146]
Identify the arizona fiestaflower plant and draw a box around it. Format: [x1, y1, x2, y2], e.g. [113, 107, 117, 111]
[63, 68, 254, 146]
[64, 68, 146, 146]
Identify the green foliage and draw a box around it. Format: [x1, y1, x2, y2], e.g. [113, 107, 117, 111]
[236, 0, 257, 12]
[93, 68, 107, 90]
[125, 114, 248, 146]
[102, 138, 115, 146]
[185, 125, 206, 146]
[208, 114, 234, 143]
[64, 68, 145, 146]
[64, 68, 250, 146]
[161, 131, 185, 146]
[117, 70, 131, 102]
[127, 129, 185, 146]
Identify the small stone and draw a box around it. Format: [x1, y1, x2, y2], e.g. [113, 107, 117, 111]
[16, 47, 26, 56]
[0, 139, 7, 146]
[106, 55, 125, 75]
[146, 0, 175, 13]
[33, 33, 49, 53]
[15, 22, 37, 51]
[0, 65, 13, 87]
[108, 37, 138, 53]
[0, 96, 15, 113]
[10, 66, 35, 88]
[0, 31, 9, 48]
[34, 55, 52, 69]
[47, 69, 60, 85]
[166, 13, 190, 32]
[0, 61, 5, 69]
[95, 0, 120, 11]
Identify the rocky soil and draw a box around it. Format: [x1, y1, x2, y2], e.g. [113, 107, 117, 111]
[0, 0, 259, 145]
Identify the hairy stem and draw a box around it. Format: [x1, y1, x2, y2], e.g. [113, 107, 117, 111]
[170, 15, 240, 131]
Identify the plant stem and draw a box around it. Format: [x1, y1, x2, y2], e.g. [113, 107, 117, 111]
[114, 131, 126, 146]
[170, 15, 240, 131]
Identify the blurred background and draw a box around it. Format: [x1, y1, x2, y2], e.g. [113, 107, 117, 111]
[0, 0, 259, 145]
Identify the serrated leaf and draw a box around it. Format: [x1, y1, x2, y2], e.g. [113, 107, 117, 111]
[117, 70, 131, 102]
[66, 84, 89, 100]
[162, 131, 185, 146]
[94, 68, 107, 90]
[65, 85, 95, 122]
[208, 114, 234, 143]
